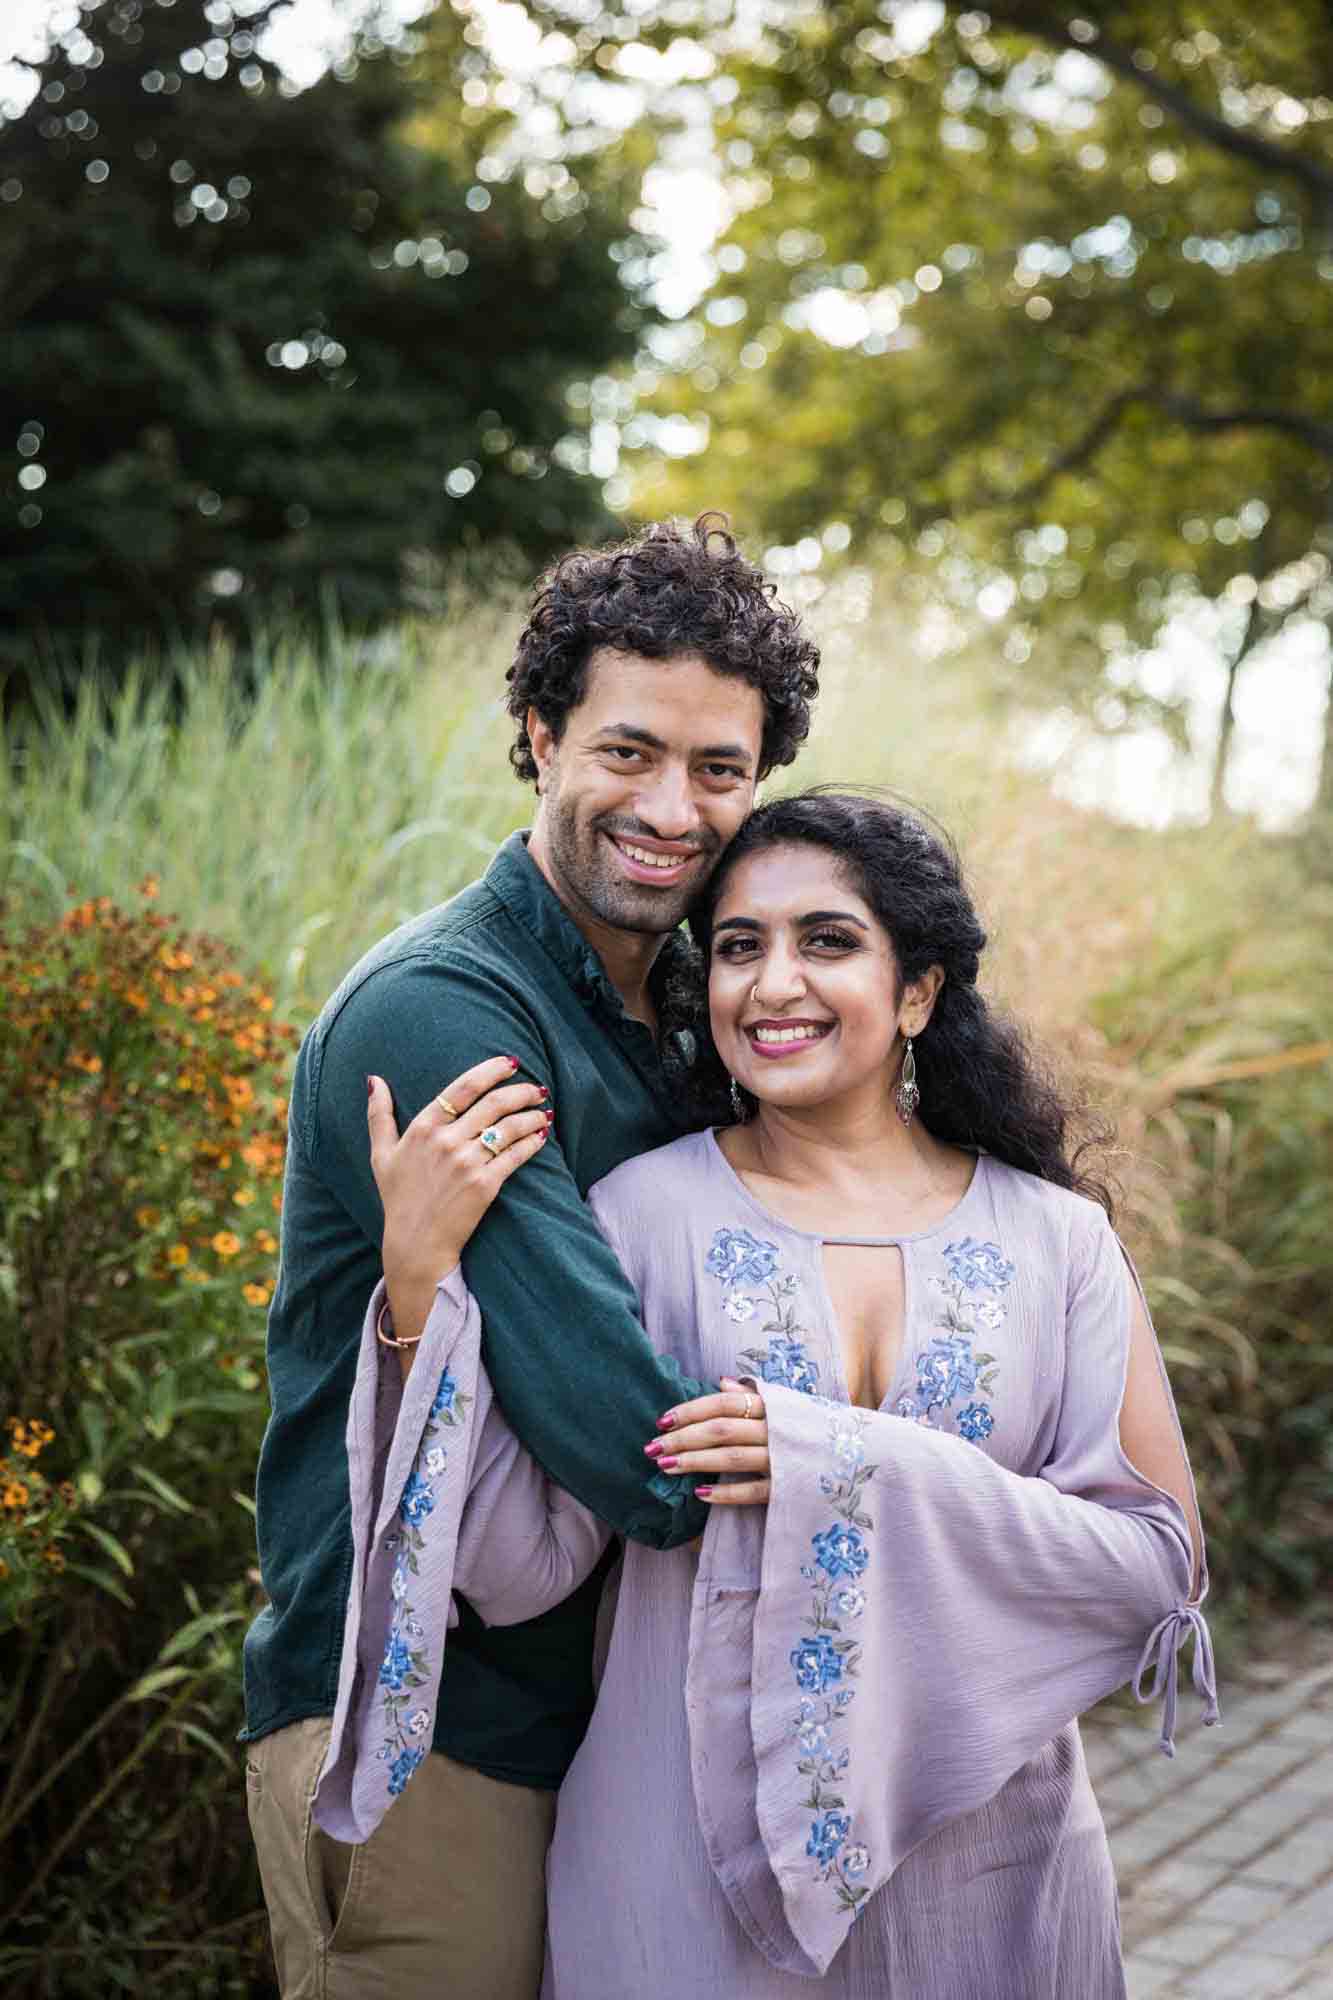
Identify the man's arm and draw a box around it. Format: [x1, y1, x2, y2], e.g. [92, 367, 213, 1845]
[312, 952, 711, 1550]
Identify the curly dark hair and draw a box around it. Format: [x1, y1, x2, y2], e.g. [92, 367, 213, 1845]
[686, 788, 1117, 1218]
[505, 512, 820, 784]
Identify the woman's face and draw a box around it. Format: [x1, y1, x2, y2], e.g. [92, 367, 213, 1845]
[708, 843, 932, 1116]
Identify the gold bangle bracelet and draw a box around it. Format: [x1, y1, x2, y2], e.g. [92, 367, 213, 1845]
[375, 1299, 426, 1350]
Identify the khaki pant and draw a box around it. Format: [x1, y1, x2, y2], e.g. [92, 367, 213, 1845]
[246, 1717, 557, 1999]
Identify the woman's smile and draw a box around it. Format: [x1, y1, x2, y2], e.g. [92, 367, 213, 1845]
[744, 1017, 835, 1059]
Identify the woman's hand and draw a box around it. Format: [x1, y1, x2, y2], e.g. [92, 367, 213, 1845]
[368, 1058, 551, 1361]
[645, 1378, 770, 1505]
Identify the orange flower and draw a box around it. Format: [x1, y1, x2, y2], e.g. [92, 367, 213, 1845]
[137, 874, 161, 899]
[135, 1206, 162, 1229]
[243, 1281, 271, 1306]
[69, 1051, 103, 1075]
[167, 1243, 191, 1267]
[254, 1229, 278, 1255]
[233, 1188, 256, 1208]
[211, 1231, 242, 1259]
[42, 1545, 66, 1571]
[223, 1076, 255, 1110]
[2, 1480, 29, 1510]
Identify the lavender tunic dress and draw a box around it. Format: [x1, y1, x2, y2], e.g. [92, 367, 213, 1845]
[316, 1133, 1219, 1998]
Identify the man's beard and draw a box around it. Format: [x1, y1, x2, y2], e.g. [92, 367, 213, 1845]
[541, 784, 722, 936]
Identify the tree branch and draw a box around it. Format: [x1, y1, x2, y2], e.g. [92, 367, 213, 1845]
[1141, 390, 1333, 457]
[998, 391, 1136, 508]
[978, 384, 1333, 517]
[977, 3, 1333, 210]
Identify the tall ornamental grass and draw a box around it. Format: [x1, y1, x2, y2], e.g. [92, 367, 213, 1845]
[0, 591, 1328, 1991]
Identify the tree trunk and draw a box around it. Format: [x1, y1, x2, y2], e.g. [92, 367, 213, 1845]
[1209, 599, 1259, 819]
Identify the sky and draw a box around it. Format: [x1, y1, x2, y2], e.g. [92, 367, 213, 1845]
[4, 0, 1328, 828]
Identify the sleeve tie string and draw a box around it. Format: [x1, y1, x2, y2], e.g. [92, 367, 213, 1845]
[1133, 1604, 1221, 1758]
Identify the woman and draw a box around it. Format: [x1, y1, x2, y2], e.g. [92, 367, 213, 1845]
[316, 791, 1217, 1998]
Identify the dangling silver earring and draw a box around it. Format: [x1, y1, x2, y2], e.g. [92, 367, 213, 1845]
[729, 1077, 746, 1122]
[895, 1036, 919, 1127]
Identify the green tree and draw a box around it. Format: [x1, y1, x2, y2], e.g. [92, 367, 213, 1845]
[616, 2, 1333, 807]
[0, 0, 646, 679]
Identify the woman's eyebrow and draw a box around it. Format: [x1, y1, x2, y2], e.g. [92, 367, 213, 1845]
[712, 910, 870, 935]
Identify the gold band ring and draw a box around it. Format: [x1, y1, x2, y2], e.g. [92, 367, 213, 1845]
[742, 1393, 755, 1421]
[436, 1093, 460, 1120]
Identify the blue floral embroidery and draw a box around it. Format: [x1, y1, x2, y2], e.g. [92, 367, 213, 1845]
[806, 1810, 851, 1865]
[748, 1332, 821, 1395]
[704, 1230, 822, 1395]
[893, 1238, 1009, 1444]
[915, 1333, 980, 1408]
[791, 1631, 850, 1693]
[944, 1236, 1017, 1294]
[705, 1227, 780, 1290]
[791, 1406, 876, 1918]
[376, 1358, 471, 1802]
[811, 1523, 870, 1580]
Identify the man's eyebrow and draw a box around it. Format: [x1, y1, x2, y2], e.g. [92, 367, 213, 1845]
[589, 724, 754, 763]
[712, 910, 870, 934]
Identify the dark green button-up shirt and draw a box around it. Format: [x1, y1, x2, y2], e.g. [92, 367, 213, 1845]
[243, 833, 711, 1787]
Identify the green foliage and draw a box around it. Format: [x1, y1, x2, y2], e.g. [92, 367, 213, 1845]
[0, 890, 294, 1993]
[605, 1, 1333, 771]
[0, 0, 644, 680]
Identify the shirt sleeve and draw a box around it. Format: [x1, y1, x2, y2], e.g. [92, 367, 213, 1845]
[310, 951, 710, 1549]
[314, 1272, 611, 1845]
[687, 1205, 1220, 1979]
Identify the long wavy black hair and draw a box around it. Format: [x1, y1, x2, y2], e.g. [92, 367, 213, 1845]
[684, 788, 1116, 1218]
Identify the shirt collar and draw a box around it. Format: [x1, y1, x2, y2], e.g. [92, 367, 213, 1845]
[484, 830, 703, 1049]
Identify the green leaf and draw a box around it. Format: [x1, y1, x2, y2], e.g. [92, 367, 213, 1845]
[79, 1399, 108, 1468]
[131, 1466, 195, 1515]
[158, 1607, 245, 1664]
[127, 1665, 194, 1702]
[64, 1559, 134, 1609]
[79, 1520, 135, 1576]
[175, 1719, 235, 1768]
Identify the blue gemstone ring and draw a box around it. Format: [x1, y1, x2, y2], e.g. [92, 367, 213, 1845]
[479, 1127, 503, 1156]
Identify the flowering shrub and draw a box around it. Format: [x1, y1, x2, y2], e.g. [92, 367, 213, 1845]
[0, 1417, 78, 1619]
[0, 885, 295, 1991]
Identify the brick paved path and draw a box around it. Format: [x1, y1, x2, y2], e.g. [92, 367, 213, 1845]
[1081, 1638, 1333, 1998]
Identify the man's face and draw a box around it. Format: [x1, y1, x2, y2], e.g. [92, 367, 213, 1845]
[527, 648, 765, 938]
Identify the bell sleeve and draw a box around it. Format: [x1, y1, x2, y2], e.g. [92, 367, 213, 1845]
[687, 1205, 1220, 1978]
[314, 1272, 609, 1844]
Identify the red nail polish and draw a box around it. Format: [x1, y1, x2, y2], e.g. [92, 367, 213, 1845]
[507, 1056, 520, 1070]
[366, 1076, 373, 1098]
[657, 1412, 677, 1430]
[695, 1486, 713, 1498]
[657, 1454, 679, 1470]
[644, 1440, 664, 1457]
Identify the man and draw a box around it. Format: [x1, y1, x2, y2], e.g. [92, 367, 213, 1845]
[243, 513, 820, 1997]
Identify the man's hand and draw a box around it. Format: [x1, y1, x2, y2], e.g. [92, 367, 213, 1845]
[368, 1058, 551, 1365]
[645, 1378, 770, 1505]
